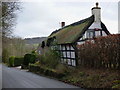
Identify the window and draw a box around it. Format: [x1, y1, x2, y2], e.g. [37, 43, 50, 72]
[95, 31, 100, 37]
[67, 59, 71, 65]
[71, 52, 75, 58]
[90, 31, 94, 38]
[86, 30, 95, 38]
[82, 34, 86, 40]
[67, 52, 70, 58]
[72, 60, 76, 66]
[63, 52, 66, 57]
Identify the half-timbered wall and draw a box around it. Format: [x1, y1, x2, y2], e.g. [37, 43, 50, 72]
[77, 29, 108, 45]
[57, 44, 76, 66]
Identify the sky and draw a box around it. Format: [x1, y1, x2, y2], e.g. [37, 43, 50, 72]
[13, 0, 119, 38]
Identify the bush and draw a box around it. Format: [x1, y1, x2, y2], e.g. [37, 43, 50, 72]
[9, 56, 15, 67]
[34, 61, 41, 66]
[112, 80, 120, 89]
[39, 49, 60, 69]
[14, 57, 24, 66]
[8, 56, 23, 67]
[30, 54, 36, 63]
[23, 53, 36, 66]
[2, 48, 9, 63]
[78, 34, 120, 69]
[23, 54, 31, 65]
[55, 64, 69, 74]
[21, 64, 29, 69]
[29, 64, 65, 78]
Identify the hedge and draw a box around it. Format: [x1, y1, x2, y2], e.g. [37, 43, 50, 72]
[14, 57, 24, 66]
[9, 56, 15, 67]
[29, 64, 65, 78]
[23, 54, 36, 66]
[8, 56, 23, 67]
[77, 34, 120, 69]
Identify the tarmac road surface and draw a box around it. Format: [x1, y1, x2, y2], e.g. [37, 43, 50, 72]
[2, 64, 81, 88]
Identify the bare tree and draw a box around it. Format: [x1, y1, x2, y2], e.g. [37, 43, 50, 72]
[1, 1, 21, 62]
[2, 1, 21, 39]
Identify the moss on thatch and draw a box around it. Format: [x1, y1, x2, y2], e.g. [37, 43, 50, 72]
[48, 15, 94, 44]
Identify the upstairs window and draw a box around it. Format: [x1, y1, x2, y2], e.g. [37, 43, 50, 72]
[80, 29, 104, 41]
[86, 30, 95, 39]
[95, 30, 101, 37]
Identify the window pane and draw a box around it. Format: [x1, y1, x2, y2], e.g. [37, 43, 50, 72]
[95, 31, 100, 37]
[72, 60, 76, 66]
[90, 32, 94, 38]
[68, 59, 71, 65]
[87, 31, 90, 38]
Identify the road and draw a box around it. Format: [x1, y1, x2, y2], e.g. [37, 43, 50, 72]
[2, 64, 80, 88]
[0, 64, 2, 89]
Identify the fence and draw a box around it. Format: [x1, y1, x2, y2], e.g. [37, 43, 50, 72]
[77, 34, 120, 69]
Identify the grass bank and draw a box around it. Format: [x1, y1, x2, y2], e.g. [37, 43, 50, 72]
[28, 64, 120, 89]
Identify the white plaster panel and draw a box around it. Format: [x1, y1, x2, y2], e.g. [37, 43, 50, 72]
[67, 59, 71, 65]
[67, 52, 70, 58]
[62, 46, 65, 50]
[59, 45, 61, 50]
[72, 60, 76, 66]
[89, 22, 102, 29]
[70, 46, 74, 50]
[64, 59, 67, 63]
[63, 52, 66, 57]
[71, 52, 75, 58]
[95, 31, 100, 37]
[66, 46, 70, 50]
[61, 58, 64, 63]
[77, 41, 85, 45]
[102, 31, 107, 36]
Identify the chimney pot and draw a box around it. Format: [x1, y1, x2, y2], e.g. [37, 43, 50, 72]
[61, 22, 65, 27]
[96, 2, 99, 7]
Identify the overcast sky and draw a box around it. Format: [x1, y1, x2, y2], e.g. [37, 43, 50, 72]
[13, 0, 119, 38]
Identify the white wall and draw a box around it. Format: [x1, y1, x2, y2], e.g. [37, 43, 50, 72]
[60, 45, 76, 66]
[89, 6, 102, 30]
[102, 31, 107, 36]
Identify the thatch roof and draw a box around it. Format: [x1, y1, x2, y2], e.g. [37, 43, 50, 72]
[47, 15, 94, 45]
[46, 15, 110, 45]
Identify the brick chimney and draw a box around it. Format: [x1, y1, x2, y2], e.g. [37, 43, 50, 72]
[61, 22, 65, 27]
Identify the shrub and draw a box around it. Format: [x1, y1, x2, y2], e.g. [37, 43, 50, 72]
[34, 61, 41, 66]
[23, 53, 36, 66]
[55, 64, 69, 74]
[14, 57, 24, 66]
[78, 34, 120, 69]
[29, 64, 40, 72]
[112, 80, 120, 89]
[29, 54, 36, 63]
[39, 49, 60, 69]
[9, 56, 15, 67]
[23, 54, 31, 65]
[2, 48, 9, 63]
[29, 64, 65, 78]
[9, 56, 24, 67]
